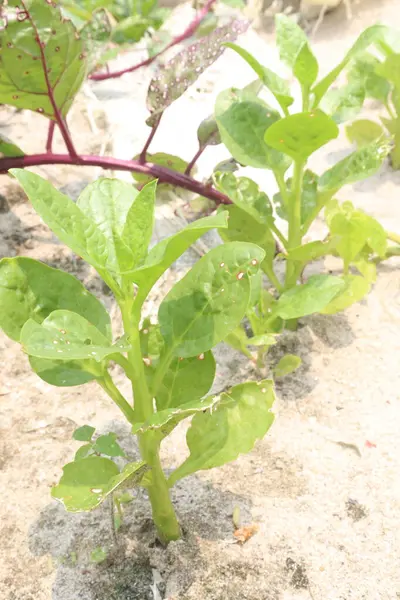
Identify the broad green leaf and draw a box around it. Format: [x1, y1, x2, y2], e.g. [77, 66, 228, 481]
[21, 310, 129, 362]
[0, 1, 87, 117]
[168, 380, 275, 485]
[219, 206, 276, 275]
[213, 172, 273, 224]
[320, 275, 370, 314]
[346, 119, 385, 147]
[223, 43, 293, 111]
[215, 86, 290, 171]
[122, 180, 157, 267]
[273, 170, 319, 225]
[264, 111, 339, 162]
[132, 153, 188, 186]
[320, 82, 365, 124]
[132, 394, 221, 436]
[112, 15, 150, 44]
[197, 116, 221, 148]
[285, 238, 338, 262]
[249, 334, 277, 347]
[0, 257, 111, 342]
[275, 14, 308, 69]
[52, 457, 147, 512]
[29, 356, 102, 387]
[75, 443, 93, 461]
[225, 326, 252, 359]
[80, 8, 112, 69]
[0, 133, 24, 157]
[273, 274, 346, 319]
[92, 433, 126, 457]
[376, 53, 400, 90]
[147, 31, 172, 58]
[11, 170, 110, 273]
[347, 54, 391, 104]
[77, 178, 137, 274]
[293, 42, 319, 88]
[73, 425, 95, 442]
[318, 140, 391, 192]
[156, 351, 216, 410]
[146, 19, 249, 124]
[354, 257, 377, 283]
[129, 212, 229, 291]
[158, 242, 265, 358]
[312, 25, 390, 106]
[273, 354, 302, 377]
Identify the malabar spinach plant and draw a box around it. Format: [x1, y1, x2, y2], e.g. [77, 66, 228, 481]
[208, 15, 400, 365]
[0, 171, 275, 543]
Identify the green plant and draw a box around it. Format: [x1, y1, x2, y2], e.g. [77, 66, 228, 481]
[0, 171, 275, 543]
[208, 15, 400, 366]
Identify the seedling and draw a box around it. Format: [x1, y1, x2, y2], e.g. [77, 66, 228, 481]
[0, 172, 275, 543]
[209, 16, 400, 365]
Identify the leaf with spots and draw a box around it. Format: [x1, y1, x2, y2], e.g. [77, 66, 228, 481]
[20, 309, 129, 362]
[213, 172, 273, 224]
[146, 19, 249, 125]
[52, 457, 147, 512]
[158, 242, 265, 358]
[168, 380, 275, 485]
[0, 0, 87, 118]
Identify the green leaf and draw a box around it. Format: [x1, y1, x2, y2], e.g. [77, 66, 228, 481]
[248, 334, 277, 347]
[273, 274, 346, 319]
[312, 25, 390, 106]
[122, 180, 157, 267]
[0, 1, 87, 117]
[275, 14, 308, 69]
[75, 443, 93, 461]
[273, 354, 302, 377]
[264, 111, 339, 162]
[10, 170, 110, 273]
[80, 8, 112, 70]
[147, 30, 172, 58]
[129, 212, 229, 291]
[224, 326, 252, 359]
[273, 170, 319, 225]
[320, 82, 365, 124]
[146, 19, 249, 124]
[156, 351, 216, 410]
[375, 53, 400, 90]
[0, 257, 111, 342]
[318, 140, 391, 192]
[168, 380, 275, 485]
[197, 116, 221, 148]
[0, 133, 24, 157]
[320, 275, 370, 315]
[76, 178, 138, 274]
[285, 238, 338, 263]
[133, 394, 222, 436]
[293, 42, 319, 88]
[21, 310, 129, 362]
[131, 153, 188, 186]
[158, 242, 265, 358]
[346, 119, 385, 147]
[28, 356, 101, 387]
[221, 0, 245, 7]
[52, 457, 147, 512]
[215, 86, 290, 171]
[92, 433, 126, 457]
[347, 54, 391, 104]
[73, 425, 95, 442]
[213, 172, 273, 224]
[112, 15, 150, 44]
[90, 547, 108, 564]
[223, 43, 293, 111]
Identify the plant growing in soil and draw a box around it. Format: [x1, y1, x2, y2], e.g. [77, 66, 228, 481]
[0, 171, 275, 543]
[208, 15, 400, 365]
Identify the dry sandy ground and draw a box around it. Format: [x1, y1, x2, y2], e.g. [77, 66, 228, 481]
[0, 1, 400, 598]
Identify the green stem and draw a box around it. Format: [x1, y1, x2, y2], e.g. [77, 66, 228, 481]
[285, 160, 305, 290]
[263, 264, 283, 293]
[387, 231, 400, 245]
[274, 170, 290, 213]
[385, 100, 396, 121]
[98, 371, 136, 424]
[270, 221, 288, 249]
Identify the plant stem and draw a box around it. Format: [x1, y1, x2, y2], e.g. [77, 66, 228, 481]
[185, 145, 205, 175]
[274, 169, 290, 212]
[139, 114, 162, 163]
[46, 121, 55, 154]
[98, 371, 136, 424]
[89, 0, 216, 82]
[387, 231, 400, 245]
[0, 153, 231, 205]
[119, 295, 181, 542]
[285, 159, 305, 290]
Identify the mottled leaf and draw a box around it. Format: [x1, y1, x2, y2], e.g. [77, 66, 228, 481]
[320, 82, 365, 124]
[213, 172, 272, 224]
[275, 14, 308, 68]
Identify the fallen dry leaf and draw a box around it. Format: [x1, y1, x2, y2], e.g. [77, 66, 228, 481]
[233, 524, 259, 544]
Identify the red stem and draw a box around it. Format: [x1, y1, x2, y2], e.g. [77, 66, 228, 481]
[89, 0, 216, 82]
[0, 153, 231, 205]
[46, 121, 55, 154]
[185, 145, 205, 175]
[139, 114, 162, 163]
[21, 0, 78, 158]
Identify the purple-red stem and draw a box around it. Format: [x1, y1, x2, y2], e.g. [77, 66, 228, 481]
[89, 0, 216, 82]
[21, 0, 78, 158]
[139, 114, 162, 163]
[0, 153, 231, 205]
[46, 121, 56, 154]
[185, 145, 205, 175]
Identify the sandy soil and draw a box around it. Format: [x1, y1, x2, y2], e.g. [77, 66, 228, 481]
[1, 1, 400, 599]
